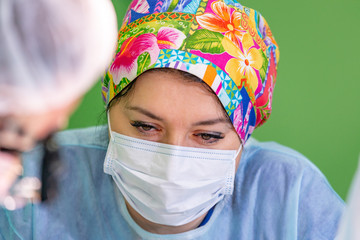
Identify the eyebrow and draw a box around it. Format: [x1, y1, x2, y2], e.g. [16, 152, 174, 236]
[126, 105, 231, 127]
[192, 118, 231, 127]
[125, 106, 164, 121]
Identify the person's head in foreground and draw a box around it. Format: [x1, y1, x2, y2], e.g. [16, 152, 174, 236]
[0, 0, 117, 206]
[102, 0, 279, 233]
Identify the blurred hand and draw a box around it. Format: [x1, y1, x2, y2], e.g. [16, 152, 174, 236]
[0, 119, 37, 210]
[0, 151, 23, 209]
[0, 99, 79, 209]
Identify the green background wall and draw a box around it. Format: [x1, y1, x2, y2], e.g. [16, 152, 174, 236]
[68, 0, 360, 200]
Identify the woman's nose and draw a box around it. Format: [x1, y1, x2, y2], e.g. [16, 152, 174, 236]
[161, 132, 187, 147]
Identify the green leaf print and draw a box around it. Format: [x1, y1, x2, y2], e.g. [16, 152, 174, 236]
[137, 52, 151, 75]
[259, 50, 269, 83]
[185, 29, 225, 54]
[118, 78, 131, 94]
[103, 73, 110, 88]
[168, 0, 180, 12]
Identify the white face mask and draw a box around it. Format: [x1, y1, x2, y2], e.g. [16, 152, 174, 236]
[104, 125, 242, 226]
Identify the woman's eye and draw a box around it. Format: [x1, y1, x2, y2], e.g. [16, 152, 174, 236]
[130, 121, 157, 132]
[200, 134, 212, 141]
[194, 132, 224, 143]
[140, 125, 153, 131]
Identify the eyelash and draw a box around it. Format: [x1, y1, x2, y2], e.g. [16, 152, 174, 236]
[194, 133, 224, 144]
[130, 121, 225, 144]
[130, 121, 158, 134]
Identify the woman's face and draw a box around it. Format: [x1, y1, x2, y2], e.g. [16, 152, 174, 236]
[108, 70, 242, 233]
[109, 70, 242, 164]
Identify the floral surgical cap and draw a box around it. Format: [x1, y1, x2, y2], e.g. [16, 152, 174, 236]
[102, 0, 280, 143]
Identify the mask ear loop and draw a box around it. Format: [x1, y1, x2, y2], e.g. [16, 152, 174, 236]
[104, 111, 116, 174]
[235, 145, 242, 158]
[224, 143, 243, 195]
[107, 111, 114, 140]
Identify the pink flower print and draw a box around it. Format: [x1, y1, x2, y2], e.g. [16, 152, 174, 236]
[254, 50, 277, 127]
[233, 104, 244, 140]
[110, 27, 186, 84]
[233, 101, 253, 142]
[156, 27, 187, 49]
[243, 103, 253, 140]
[110, 34, 159, 84]
[130, 0, 150, 14]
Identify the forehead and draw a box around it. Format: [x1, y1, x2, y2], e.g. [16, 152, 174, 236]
[123, 70, 229, 120]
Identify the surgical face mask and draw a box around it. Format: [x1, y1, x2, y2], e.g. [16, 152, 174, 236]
[104, 126, 242, 226]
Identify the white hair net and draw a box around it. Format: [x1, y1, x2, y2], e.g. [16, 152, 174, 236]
[0, 0, 117, 115]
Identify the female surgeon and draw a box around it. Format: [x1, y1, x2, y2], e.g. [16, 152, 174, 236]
[0, 0, 344, 239]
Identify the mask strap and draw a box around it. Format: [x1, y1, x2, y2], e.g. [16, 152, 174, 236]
[235, 144, 243, 158]
[107, 111, 113, 139]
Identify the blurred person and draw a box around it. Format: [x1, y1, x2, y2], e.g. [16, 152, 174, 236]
[0, 0, 117, 209]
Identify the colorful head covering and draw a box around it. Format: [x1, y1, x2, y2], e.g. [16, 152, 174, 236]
[0, 0, 117, 115]
[102, 0, 280, 143]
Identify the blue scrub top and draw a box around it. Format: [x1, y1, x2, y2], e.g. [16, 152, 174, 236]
[0, 126, 344, 240]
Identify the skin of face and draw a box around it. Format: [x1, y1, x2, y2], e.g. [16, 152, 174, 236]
[109, 70, 242, 234]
